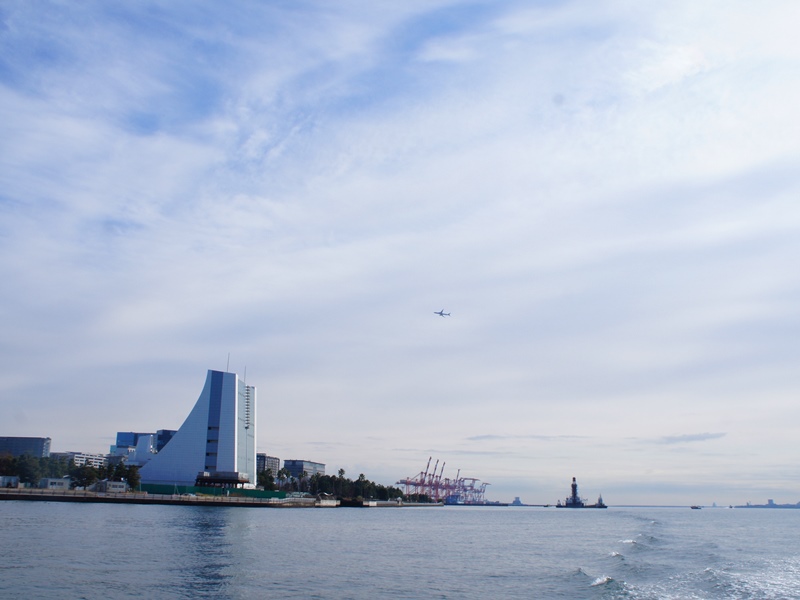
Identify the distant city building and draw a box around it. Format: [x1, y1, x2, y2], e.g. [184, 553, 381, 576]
[112, 431, 155, 456]
[78, 453, 107, 469]
[0, 437, 51, 458]
[139, 369, 256, 487]
[116, 432, 153, 448]
[50, 452, 108, 469]
[256, 454, 280, 474]
[106, 454, 128, 467]
[113, 430, 176, 455]
[110, 429, 176, 465]
[284, 460, 325, 479]
[127, 435, 157, 467]
[156, 429, 177, 452]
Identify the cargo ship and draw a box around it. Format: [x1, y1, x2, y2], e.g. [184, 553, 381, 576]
[556, 477, 607, 508]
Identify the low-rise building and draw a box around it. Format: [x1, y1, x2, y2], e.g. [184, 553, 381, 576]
[0, 475, 20, 488]
[93, 480, 128, 493]
[39, 478, 70, 490]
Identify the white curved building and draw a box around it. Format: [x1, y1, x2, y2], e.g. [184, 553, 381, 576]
[139, 369, 256, 487]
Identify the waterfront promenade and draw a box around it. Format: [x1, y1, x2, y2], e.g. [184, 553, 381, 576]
[0, 487, 321, 508]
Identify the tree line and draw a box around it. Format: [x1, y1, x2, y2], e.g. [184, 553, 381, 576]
[0, 453, 140, 490]
[258, 467, 403, 501]
[1, 454, 404, 501]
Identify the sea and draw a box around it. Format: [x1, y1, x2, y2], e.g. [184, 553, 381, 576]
[1, 502, 799, 599]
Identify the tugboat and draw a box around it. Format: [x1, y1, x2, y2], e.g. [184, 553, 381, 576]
[556, 477, 607, 508]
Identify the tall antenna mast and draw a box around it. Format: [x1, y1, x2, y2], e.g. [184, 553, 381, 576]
[243, 366, 251, 430]
[226, 353, 230, 372]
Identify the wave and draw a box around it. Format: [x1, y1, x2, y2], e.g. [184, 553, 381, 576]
[590, 575, 613, 587]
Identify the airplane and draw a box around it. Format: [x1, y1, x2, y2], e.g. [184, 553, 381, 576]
[434, 309, 451, 317]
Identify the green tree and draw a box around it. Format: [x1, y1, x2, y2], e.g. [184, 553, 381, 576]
[16, 454, 42, 484]
[0, 453, 16, 476]
[69, 464, 99, 489]
[357, 473, 366, 500]
[299, 470, 308, 493]
[43, 456, 69, 478]
[112, 462, 128, 482]
[258, 468, 276, 490]
[337, 468, 345, 498]
[124, 465, 140, 491]
[277, 467, 290, 491]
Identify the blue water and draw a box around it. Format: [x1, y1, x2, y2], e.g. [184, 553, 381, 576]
[1, 503, 799, 599]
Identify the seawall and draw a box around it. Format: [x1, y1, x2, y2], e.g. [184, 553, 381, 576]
[0, 488, 317, 508]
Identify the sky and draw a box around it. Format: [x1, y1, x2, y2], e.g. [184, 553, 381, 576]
[1, 1, 799, 506]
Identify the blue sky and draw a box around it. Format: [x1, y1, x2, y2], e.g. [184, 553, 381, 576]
[2, 1, 800, 505]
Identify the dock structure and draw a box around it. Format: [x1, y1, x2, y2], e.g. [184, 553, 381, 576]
[556, 477, 607, 509]
[396, 457, 490, 504]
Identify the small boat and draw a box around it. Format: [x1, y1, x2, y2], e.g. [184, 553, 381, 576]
[690, 505, 702, 509]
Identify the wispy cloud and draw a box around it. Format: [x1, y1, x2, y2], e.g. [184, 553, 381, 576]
[654, 433, 727, 445]
[466, 434, 590, 442]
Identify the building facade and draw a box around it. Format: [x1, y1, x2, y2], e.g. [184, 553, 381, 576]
[0, 475, 20, 488]
[113, 430, 176, 455]
[284, 459, 325, 479]
[115, 432, 153, 449]
[93, 480, 128, 493]
[38, 478, 69, 489]
[156, 429, 177, 452]
[50, 452, 108, 469]
[0, 437, 51, 457]
[139, 370, 256, 487]
[256, 454, 280, 475]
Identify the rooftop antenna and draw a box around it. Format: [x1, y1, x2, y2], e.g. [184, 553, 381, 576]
[226, 353, 230, 372]
[243, 366, 251, 430]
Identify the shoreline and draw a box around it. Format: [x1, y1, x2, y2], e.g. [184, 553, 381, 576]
[0, 488, 438, 508]
[0, 488, 317, 508]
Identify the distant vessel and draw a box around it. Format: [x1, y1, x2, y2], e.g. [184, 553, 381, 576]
[735, 499, 800, 509]
[690, 505, 702, 510]
[444, 495, 508, 506]
[556, 477, 607, 508]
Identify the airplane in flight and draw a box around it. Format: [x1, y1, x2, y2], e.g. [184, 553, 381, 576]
[434, 309, 451, 317]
